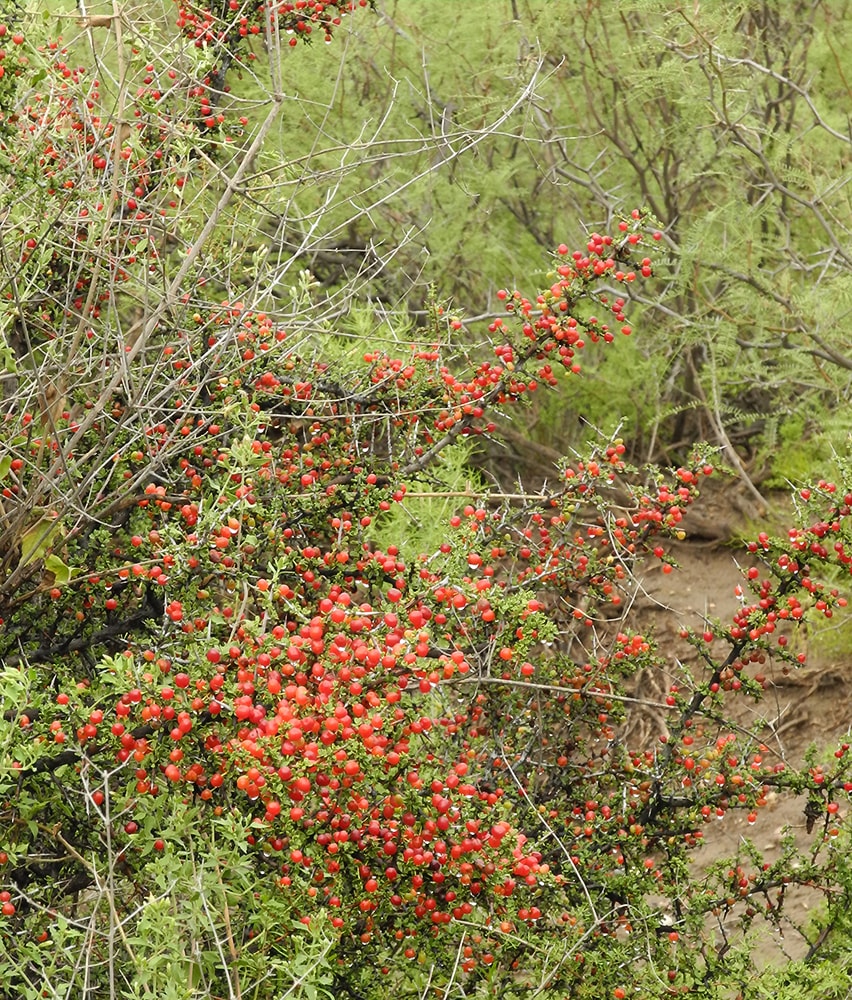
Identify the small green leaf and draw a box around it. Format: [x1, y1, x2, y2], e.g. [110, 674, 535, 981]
[19, 515, 63, 568]
[44, 554, 71, 586]
[0, 347, 16, 374]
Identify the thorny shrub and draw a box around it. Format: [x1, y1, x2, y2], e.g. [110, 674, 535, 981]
[2, 3, 852, 999]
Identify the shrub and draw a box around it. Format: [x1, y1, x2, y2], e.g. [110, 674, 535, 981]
[3, 4, 852, 999]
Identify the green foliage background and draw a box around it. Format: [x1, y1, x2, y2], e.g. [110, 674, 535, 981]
[220, 0, 852, 476]
[49, 0, 851, 474]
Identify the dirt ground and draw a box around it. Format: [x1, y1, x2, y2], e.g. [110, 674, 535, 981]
[631, 525, 852, 964]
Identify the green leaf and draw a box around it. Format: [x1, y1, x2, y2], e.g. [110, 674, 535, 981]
[19, 515, 63, 569]
[43, 553, 71, 586]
